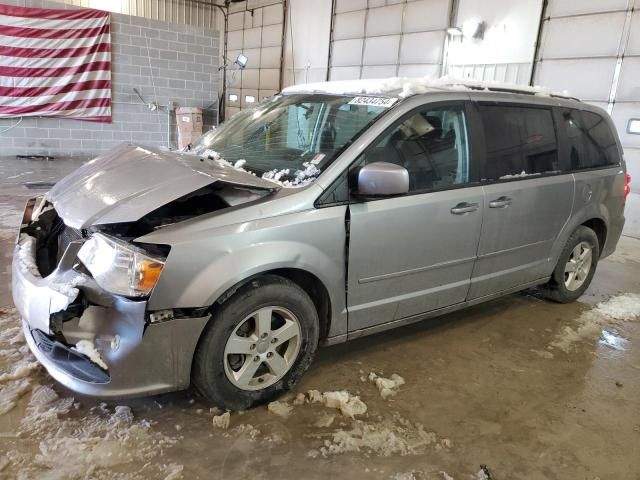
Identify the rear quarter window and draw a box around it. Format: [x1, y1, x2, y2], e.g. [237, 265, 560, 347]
[561, 109, 619, 170]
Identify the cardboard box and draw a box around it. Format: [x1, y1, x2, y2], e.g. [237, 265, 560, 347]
[176, 107, 203, 149]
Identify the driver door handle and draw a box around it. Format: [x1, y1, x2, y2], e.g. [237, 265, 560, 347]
[489, 196, 512, 208]
[450, 202, 479, 215]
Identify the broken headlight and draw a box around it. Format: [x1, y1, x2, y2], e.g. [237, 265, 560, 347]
[77, 233, 165, 297]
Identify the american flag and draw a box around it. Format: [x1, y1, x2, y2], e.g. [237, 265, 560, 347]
[0, 4, 111, 122]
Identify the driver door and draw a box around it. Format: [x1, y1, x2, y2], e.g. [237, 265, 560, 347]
[346, 101, 484, 332]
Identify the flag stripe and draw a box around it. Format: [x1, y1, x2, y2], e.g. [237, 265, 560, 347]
[0, 51, 111, 68]
[0, 5, 111, 122]
[0, 80, 111, 98]
[0, 69, 111, 88]
[0, 41, 110, 59]
[0, 61, 111, 78]
[0, 97, 111, 115]
[0, 89, 111, 107]
[0, 13, 109, 30]
[0, 22, 109, 40]
[0, 32, 110, 49]
[0, 4, 109, 20]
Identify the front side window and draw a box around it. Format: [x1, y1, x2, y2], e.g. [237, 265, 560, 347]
[563, 109, 619, 170]
[190, 94, 389, 186]
[359, 104, 470, 192]
[478, 104, 559, 180]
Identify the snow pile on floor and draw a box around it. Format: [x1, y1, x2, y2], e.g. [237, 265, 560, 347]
[550, 293, 640, 353]
[266, 389, 367, 419]
[0, 307, 182, 480]
[311, 412, 446, 458]
[368, 372, 405, 399]
[0, 308, 39, 416]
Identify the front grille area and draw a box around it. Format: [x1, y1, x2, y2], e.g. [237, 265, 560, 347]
[57, 225, 83, 262]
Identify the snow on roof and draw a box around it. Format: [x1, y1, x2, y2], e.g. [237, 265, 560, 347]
[282, 75, 574, 100]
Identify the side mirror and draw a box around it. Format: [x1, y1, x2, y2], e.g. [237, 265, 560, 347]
[355, 162, 409, 197]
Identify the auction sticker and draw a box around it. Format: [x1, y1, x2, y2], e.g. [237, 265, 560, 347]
[348, 96, 398, 108]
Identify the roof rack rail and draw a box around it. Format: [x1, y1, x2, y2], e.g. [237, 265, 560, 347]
[437, 81, 581, 102]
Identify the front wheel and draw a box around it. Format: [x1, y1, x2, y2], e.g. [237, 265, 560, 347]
[192, 275, 320, 410]
[541, 226, 599, 303]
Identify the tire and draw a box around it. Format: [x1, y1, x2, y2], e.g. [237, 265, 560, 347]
[541, 226, 600, 303]
[192, 275, 320, 410]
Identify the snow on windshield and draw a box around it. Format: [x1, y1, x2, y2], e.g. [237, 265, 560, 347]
[195, 149, 320, 188]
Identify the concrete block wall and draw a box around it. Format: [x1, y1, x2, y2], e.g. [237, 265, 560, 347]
[0, 0, 220, 158]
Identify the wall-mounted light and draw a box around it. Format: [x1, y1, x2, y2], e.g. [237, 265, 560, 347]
[234, 53, 248, 69]
[461, 19, 486, 39]
[229, 93, 238, 102]
[628, 118, 640, 134]
[245, 95, 256, 103]
[446, 27, 463, 36]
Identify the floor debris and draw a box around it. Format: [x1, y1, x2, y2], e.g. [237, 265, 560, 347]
[212, 411, 231, 429]
[369, 372, 406, 399]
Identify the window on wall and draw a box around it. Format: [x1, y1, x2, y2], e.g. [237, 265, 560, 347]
[360, 105, 470, 192]
[562, 109, 619, 170]
[478, 105, 559, 180]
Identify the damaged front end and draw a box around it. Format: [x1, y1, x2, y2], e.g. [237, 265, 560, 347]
[11, 195, 226, 398]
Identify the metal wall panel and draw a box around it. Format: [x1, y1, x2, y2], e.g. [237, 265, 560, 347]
[546, 0, 628, 17]
[328, 0, 451, 80]
[541, 12, 626, 59]
[224, 1, 284, 116]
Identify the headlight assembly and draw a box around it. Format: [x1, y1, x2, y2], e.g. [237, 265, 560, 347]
[78, 233, 165, 297]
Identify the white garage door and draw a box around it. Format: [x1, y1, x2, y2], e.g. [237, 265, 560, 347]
[532, 0, 640, 236]
[226, 2, 285, 117]
[328, 0, 451, 81]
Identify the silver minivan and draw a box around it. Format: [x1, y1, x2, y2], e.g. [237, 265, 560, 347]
[12, 80, 629, 410]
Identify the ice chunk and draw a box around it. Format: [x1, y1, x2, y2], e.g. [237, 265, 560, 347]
[321, 391, 367, 418]
[267, 400, 294, 418]
[112, 405, 134, 424]
[212, 411, 231, 429]
[72, 339, 108, 370]
[369, 372, 405, 399]
[293, 393, 306, 405]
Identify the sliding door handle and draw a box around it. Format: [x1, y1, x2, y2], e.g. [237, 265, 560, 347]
[489, 196, 512, 208]
[450, 202, 479, 215]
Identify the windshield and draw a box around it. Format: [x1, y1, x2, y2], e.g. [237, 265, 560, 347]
[190, 94, 391, 186]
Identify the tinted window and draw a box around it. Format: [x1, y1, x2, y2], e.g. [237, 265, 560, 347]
[562, 109, 619, 169]
[479, 105, 559, 180]
[360, 105, 470, 192]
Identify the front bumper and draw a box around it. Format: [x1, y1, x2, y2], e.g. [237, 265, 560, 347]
[11, 202, 210, 399]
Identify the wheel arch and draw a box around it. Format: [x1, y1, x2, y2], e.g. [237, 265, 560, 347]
[211, 268, 333, 342]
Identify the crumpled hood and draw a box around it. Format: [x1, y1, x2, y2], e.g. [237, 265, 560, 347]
[49, 144, 277, 229]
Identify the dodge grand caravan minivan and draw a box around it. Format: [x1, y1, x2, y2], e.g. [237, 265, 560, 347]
[12, 79, 629, 410]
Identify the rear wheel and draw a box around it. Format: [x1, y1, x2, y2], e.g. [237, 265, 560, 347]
[541, 226, 599, 303]
[192, 275, 319, 410]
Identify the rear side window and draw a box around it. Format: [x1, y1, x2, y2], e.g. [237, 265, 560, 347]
[561, 109, 619, 169]
[478, 104, 559, 181]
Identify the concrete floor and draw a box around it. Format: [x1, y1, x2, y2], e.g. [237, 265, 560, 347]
[1, 156, 639, 480]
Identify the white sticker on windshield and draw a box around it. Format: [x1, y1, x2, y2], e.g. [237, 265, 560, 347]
[348, 96, 398, 108]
